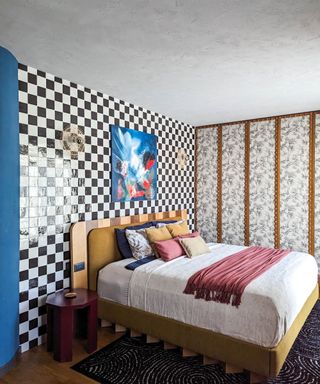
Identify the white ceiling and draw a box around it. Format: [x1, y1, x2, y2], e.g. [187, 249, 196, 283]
[1, 0, 320, 126]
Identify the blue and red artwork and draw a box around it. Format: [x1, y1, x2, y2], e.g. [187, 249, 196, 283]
[111, 125, 157, 202]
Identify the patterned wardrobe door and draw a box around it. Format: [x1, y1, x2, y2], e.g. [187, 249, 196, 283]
[249, 120, 275, 247]
[221, 124, 245, 245]
[196, 128, 218, 242]
[314, 113, 320, 268]
[280, 116, 310, 252]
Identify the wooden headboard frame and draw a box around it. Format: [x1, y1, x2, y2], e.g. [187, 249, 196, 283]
[70, 209, 188, 290]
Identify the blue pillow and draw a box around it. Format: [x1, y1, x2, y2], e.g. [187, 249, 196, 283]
[115, 222, 154, 259]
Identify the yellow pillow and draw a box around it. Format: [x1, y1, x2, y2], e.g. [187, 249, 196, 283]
[145, 226, 172, 243]
[166, 221, 189, 237]
[146, 227, 173, 257]
[179, 236, 211, 258]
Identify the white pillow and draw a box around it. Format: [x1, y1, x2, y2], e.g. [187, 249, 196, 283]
[156, 220, 184, 228]
[125, 227, 155, 260]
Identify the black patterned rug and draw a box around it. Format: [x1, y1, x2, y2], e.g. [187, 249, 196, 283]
[72, 301, 320, 384]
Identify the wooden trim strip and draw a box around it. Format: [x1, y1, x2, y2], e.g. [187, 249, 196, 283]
[308, 112, 316, 255]
[194, 128, 198, 230]
[244, 122, 250, 246]
[217, 126, 223, 242]
[196, 109, 320, 130]
[274, 117, 281, 249]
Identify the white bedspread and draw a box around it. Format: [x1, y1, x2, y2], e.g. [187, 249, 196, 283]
[128, 243, 318, 348]
[98, 258, 134, 305]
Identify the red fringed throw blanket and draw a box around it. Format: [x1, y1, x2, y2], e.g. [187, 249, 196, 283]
[183, 246, 290, 307]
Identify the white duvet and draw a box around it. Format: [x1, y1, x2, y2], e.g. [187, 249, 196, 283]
[128, 243, 318, 348]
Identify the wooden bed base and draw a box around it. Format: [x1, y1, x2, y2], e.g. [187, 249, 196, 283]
[97, 286, 318, 379]
[70, 209, 319, 382]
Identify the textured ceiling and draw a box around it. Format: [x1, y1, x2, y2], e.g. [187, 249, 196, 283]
[1, 0, 320, 125]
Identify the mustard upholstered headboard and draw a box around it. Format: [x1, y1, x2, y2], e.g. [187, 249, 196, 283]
[70, 209, 188, 291]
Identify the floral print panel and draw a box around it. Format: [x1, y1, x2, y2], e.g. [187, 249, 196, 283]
[314, 114, 320, 268]
[250, 120, 275, 247]
[221, 124, 245, 245]
[280, 116, 309, 252]
[196, 128, 218, 242]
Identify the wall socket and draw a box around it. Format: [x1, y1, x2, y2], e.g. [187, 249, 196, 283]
[74, 262, 85, 272]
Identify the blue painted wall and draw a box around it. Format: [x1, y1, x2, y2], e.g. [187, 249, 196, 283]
[0, 47, 19, 368]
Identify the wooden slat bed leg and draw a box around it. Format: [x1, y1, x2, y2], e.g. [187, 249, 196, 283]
[130, 329, 142, 337]
[203, 356, 219, 365]
[225, 363, 244, 374]
[100, 319, 112, 327]
[146, 335, 160, 343]
[250, 372, 267, 384]
[114, 324, 126, 333]
[163, 342, 177, 350]
[182, 348, 197, 357]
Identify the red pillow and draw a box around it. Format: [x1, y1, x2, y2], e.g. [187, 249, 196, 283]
[154, 232, 200, 261]
[153, 238, 185, 261]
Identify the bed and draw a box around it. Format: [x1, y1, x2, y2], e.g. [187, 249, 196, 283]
[70, 209, 319, 382]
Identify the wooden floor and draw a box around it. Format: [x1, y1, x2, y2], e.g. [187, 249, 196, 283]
[1, 327, 122, 384]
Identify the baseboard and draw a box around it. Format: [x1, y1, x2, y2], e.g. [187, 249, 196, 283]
[0, 347, 20, 378]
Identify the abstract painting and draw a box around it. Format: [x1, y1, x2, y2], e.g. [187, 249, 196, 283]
[111, 125, 157, 202]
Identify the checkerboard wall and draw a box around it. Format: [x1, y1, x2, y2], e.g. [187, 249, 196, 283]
[18, 63, 195, 352]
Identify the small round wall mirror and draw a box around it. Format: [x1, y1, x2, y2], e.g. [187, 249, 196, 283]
[62, 124, 85, 159]
[176, 148, 188, 170]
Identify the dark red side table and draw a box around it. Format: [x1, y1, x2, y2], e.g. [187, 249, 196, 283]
[46, 288, 98, 362]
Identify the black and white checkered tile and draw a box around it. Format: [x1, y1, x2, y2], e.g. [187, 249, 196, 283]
[18, 63, 195, 352]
